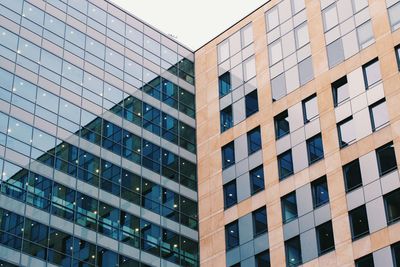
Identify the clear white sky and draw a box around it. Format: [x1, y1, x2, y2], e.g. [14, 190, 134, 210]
[110, 0, 268, 50]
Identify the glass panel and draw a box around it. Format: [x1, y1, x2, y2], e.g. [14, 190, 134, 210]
[338, 117, 356, 148]
[343, 159, 362, 192]
[311, 176, 329, 208]
[275, 110, 290, 139]
[266, 7, 279, 31]
[303, 95, 318, 123]
[376, 142, 397, 176]
[363, 59, 381, 88]
[278, 150, 293, 180]
[316, 221, 334, 255]
[247, 127, 261, 154]
[220, 105, 233, 132]
[253, 207, 267, 236]
[370, 100, 389, 131]
[250, 165, 264, 195]
[225, 221, 239, 250]
[223, 180, 237, 209]
[307, 134, 324, 164]
[349, 205, 369, 240]
[281, 192, 297, 223]
[222, 142, 235, 169]
[245, 90, 259, 117]
[332, 76, 349, 106]
[389, 2, 400, 31]
[323, 4, 338, 31]
[219, 72, 231, 97]
[285, 236, 302, 266]
[384, 188, 400, 224]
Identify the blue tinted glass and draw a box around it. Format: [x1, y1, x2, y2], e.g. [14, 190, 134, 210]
[282, 192, 297, 223]
[247, 127, 261, 154]
[225, 221, 239, 250]
[222, 142, 235, 169]
[312, 177, 329, 208]
[250, 165, 264, 195]
[220, 106, 233, 132]
[307, 134, 324, 164]
[223, 180, 237, 209]
[219, 72, 231, 97]
[245, 90, 259, 117]
[278, 150, 293, 180]
[275, 110, 290, 139]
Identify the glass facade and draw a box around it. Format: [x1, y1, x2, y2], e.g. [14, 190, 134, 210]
[0, 0, 198, 266]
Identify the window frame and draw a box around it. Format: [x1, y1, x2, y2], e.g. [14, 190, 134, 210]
[223, 180, 238, 209]
[222, 141, 235, 170]
[369, 99, 389, 132]
[332, 76, 349, 107]
[383, 188, 400, 225]
[311, 176, 329, 208]
[349, 205, 370, 241]
[274, 110, 290, 140]
[219, 72, 231, 97]
[355, 253, 374, 267]
[306, 134, 324, 165]
[281, 191, 298, 224]
[316, 221, 335, 256]
[245, 90, 259, 118]
[225, 220, 239, 251]
[343, 159, 363, 193]
[249, 165, 265, 195]
[220, 105, 233, 133]
[337, 116, 356, 148]
[392, 241, 400, 267]
[396, 45, 400, 71]
[284, 236, 302, 267]
[362, 57, 381, 89]
[247, 126, 262, 155]
[278, 150, 294, 180]
[302, 94, 318, 124]
[376, 142, 397, 177]
[252, 206, 268, 237]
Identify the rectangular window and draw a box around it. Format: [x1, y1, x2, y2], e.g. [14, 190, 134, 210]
[222, 142, 235, 169]
[362, 58, 381, 89]
[316, 221, 335, 255]
[250, 165, 265, 195]
[388, 2, 400, 31]
[278, 150, 294, 180]
[349, 205, 369, 240]
[302, 94, 318, 123]
[376, 142, 397, 176]
[307, 134, 324, 165]
[225, 221, 239, 250]
[223, 180, 237, 209]
[255, 250, 270, 267]
[219, 72, 231, 97]
[355, 254, 374, 267]
[312, 176, 329, 208]
[274, 110, 290, 139]
[392, 241, 400, 267]
[337, 117, 356, 148]
[247, 126, 262, 155]
[253, 207, 267, 236]
[343, 159, 363, 192]
[281, 192, 297, 224]
[396, 45, 400, 70]
[245, 90, 259, 117]
[369, 99, 389, 131]
[285, 236, 302, 267]
[384, 188, 400, 225]
[332, 76, 349, 106]
[220, 106, 233, 133]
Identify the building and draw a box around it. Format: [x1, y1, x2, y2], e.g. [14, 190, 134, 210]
[1, 0, 400, 267]
[195, 0, 400, 266]
[0, 0, 198, 266]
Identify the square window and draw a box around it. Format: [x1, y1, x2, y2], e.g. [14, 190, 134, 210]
[312, 176, 329, 208]
[255, 250, 270, 267]
[392, 241, 400, 267]
[332, 76, 349, 106]
[307, 134, 324, 165]
[316, 221, 335, 255]
[349, 205, 369, 240]
[219, 72, 231, 97]
[355, 253, 374, 267]
[302, 94, 318, 123]
[220, 105, 233, 133]
[225, 221, 239, 250]
[281, 191, 297, 224]
[343, 159, 363, 192]
[278, 150, 294, 180]
[376, 142, 397, 176]
[253, 207, 268, 236]
[250, 165, 265, 195]
[362, 58, 381, 89]
[222, 142, 235, 169]
[337, 117, 356, 148]
[223, 180, 237, 209]
[285, 236, 302, 267]
[245, 90, 259, 117]
[384, 188, 400, 225]
[274, 110, 290, 139]
[396, 45, 400, 70]
[247, 126, 262, 155]
[369, 99, 389, 131]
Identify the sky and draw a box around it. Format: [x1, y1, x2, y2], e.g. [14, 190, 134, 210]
[110, 0, 268, 50]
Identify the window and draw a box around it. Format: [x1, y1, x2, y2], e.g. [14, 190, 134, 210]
[396, 45, 400, 70]
[349, 205, 369, 240]
[285, 236, 302, 267]
[332, 76, 349, 106]
[255, 250, 270, 267]
[322, 4, 338, 31]
[343, 159, 363, 192]
[278, 150, 294, 180]
[327, 38, 345, 68]
[312, 176, 329, 208]
[369, 99, 389, 131]
[253, 207, 267, 236]
[225, 221, 239, 250]
[355, 254, 374, 267]
[307, 134, 324, 164]
[316, 221, 335, 255]
[223, 180, 237, 209]
[392, 241, 400, 267]
[384, 188, 400, 224]
[219, 72, 231, 97]
[274, 110, 290, 139]
[245, 90, 259, 117]
[302, 94, 318, 123]
[362, 58, 381, 89]
[376, 142, 397, 176]
[357, 21, 374, 49]
[281, 192, 297, 223]
[388, 2, 400, 31]
[250, 165, 265, 195]
[222, 142, 235, 169]
[247, 127, 262, 154]
[221, 106, 233, 132]
[337, 117, 356, 148]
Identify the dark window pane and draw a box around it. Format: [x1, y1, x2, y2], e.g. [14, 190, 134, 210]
[343, 159, 363, 192]
[376, 142, 397, 176]
[307, 134, 324, 164]
[362, 58, 381, 89]
[278, 150, 294, 180]
[250, 165, 265, 195]
[255, 250, 270, 267]
[302, 94, 318, 123]
[222, 142, 235, 169]
[316, 221, 334, 255]
[223, 180, 237, 209]
[221, 106, 233, 132]
[312, 176, 329, 208]
[225, 221, 239, 250]
[349, 205, 369, 240]
[245, 90, 259, 117]
[397, 46, 400, 71]
[285, 236, 302, 267]
[355, 253, 374, 267]
[384, 188, 400, 224]
[281, 192, 297, 223]
[253, 207, 267, 236]
[274, 110, 290, 139]
[392, 241, 400, 267]
[219, 72, 231, 97]
[247, 127, 261, 154]
[332, 76, 349, 106]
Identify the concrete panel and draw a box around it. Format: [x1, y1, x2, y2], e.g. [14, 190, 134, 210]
[254, 233, 269, 254]
[346, 187, 365, 211]
[347, 67, 365, 98]
[373, 246, 394, 267]
[239, 213, 254, 244]
[353, 108, 373, 140]
[380, 171, 400, 195]
[359, 151, 379, 185]
[296, 184, 313, 216]
[299, 212, 315, 233]
[233, 98, 246, 125]
[226, 247, 241, 267]
[237, 173, 251, 203]
[235, 134, 249, 162]
[283, 219, 300, 240]
[366, 197, 387, 233]
[240, 240, 255, 260]
[363, 180, 382, 203]
[314, 203, 331, 226]
[300, 229, 318, 262]
[292, 142, 308, 173]
[288, 103, 304, 131]
[276, 134, 291, 155]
